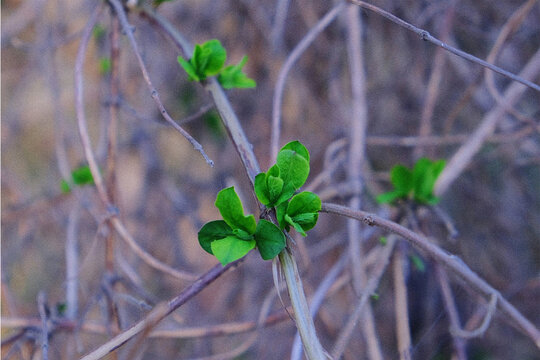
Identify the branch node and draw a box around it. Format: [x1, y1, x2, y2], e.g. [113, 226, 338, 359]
[363, 215, 375, 226]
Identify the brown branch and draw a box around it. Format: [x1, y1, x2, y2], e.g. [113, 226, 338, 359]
[108, 0, 213, 167]
[435, 47, 540, 195]
[484, 0, 538, 125]
[79, 259, 244, 360]
[75, 2, 110, 207]
[343, 3, 383, 359]
[321, 202, 540, 349]
[347, 0, 540, 93]
[271, 2, 345, 162]
[451, 293, 498, 339]
[414, 2, 456, 159]
[393, 247, 412, 360]
[331, 236, 397, 359]
[435, 265, 467, 360]
[37, 292, 49, 360]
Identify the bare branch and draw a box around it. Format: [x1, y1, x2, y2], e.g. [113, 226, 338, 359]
[108, 0, 213, 167]
[435, 47, 540, 195]
[347, 0, 540, 93]
[321, 202, 540, 348]
[271, 2, 345, 162]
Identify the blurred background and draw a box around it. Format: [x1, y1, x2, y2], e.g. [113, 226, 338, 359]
[2, 0, 539, 359]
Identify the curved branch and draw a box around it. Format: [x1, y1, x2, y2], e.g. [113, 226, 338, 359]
[108, 0, 213, 167]
[347, 0, 540, 93]
[320, 202, 540, 349]
[271, 2, 345, 162]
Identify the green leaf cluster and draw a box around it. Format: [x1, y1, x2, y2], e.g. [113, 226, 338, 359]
[376, 158, 445, 205]
[255, 141, 321, 236]
[198, 187, 285, 265]
[60, 165, 95, 193]
[178, 39, 256, 89]
[197, 141, 321, 266]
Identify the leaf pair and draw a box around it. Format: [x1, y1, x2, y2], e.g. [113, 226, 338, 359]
[255, 141, 320, 236]
[198, 187, 285, 265]
[254, 141, 310, 208]
[276, 191, 321, 236]
[178, 39, 226, 82]
[377, 158, 446, 205]
[178, 39, 256, 89]
[60, 165, 95, 193]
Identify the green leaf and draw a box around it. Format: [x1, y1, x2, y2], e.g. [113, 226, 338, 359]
[178, 56, 200, 81]
[275, 144, 310, 205]
[233, 228, 254, 241]
[254, 220, 286, 260]
[154, 0, 177, 6]
[194, 40, 226, 77]
[218, 56, 256, 89]
[211, 236, 255, 265]
[275, 202, 288, 230]
[60, 165, 95, 193]
[56, 302, 67, 316]
[215, 187, 256, 234]
[410, 254, 426, 272]
[255, 165, 284, 207]
[412, 158, 445, 204]
[267, 175, 284, 204]
[60, 180, 71, 193]
[71, 165, 95, 185]
[378, 158, 445, 205]
[280, 141, 309, 163]
[198, 220, 234, 254]
[390, 165, 413, 193]
[178, 40, 226, 82]
[92, 25, 106, 41]
[376, 190, 405, 204]
[99, 57, 111, 75]
[254, 173, 271, 205]
[287, 191, 321, 217]
[285, 214, 307, 236]
[280, 192, 321, 236]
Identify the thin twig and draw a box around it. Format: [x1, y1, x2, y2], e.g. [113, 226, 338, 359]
[291, 252, 349, 360]
[178, 103, 215, 125]
[435, 265, 467, 360]
[66, 204, 81, 321]
[414, 1, 456, 159]
[331, 236, 397, 359]
[79, 259, 244, 360]
[451, 293, 498, 339]
[38, 291, 49, 360]
[435, 47, 540, 195]
[321, 202, 540, 348]
[367, 126, 538, 147]
[110, 218, 198, 281]
[105, 14, 121, 272]
[484, 0, 538, 125]
[76, 10, 200, 282]
[344, 3, 383, 359]
[393, 247, 412, 360]
[279, 247, 327, 360]
[271, 0, 291, 51]
[271, 2, 345, 162]
[108, 0, 213, 167]
[347, 0, 540, 93]
[75, 2, 110, 206]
